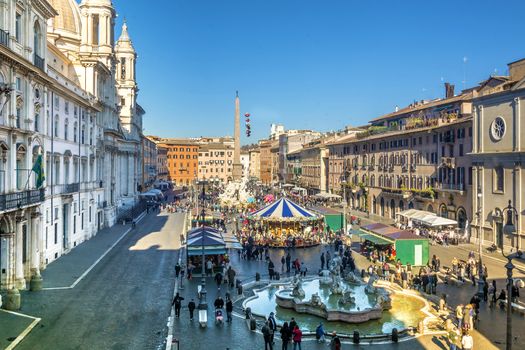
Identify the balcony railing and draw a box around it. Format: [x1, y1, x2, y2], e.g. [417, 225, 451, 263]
[34, 54, 45, 71]
[0, 188, 44, 211]
[437, 183, 465, 192]
[0, 29, 9, 48]
[65, 182, 80, 193]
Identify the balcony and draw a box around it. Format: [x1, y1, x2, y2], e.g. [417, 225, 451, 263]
[441, 157, 456, 168]
[0, 188, 44, 211]
[0, 29, 9, 48]
[443, 133, 455, 143]
[34, 54, 45, 71]
[436, 183, 465, 193]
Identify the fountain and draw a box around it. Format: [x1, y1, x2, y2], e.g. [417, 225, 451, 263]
[219, 178, 253, 206]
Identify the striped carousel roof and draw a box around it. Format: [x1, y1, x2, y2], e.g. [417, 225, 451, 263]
[249, 197, 318, 221]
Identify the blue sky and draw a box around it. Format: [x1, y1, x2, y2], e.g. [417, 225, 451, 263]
[113, 0, 525, 144]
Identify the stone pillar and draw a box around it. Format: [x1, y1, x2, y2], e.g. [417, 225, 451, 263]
[14, 216, 25, 290]
[30, 212, 42, 291]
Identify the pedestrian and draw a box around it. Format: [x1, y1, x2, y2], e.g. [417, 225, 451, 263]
[490, 280, 497, 306]
[269, 259, 275, 280]
[461, 330, 474, 350]
[171, 292, 184, 318]
[175, 263, 181, 279]
[320, 252, 325, 270]
[286, 253, 291, 273]
[289, 317, 297, 332]
[315, 322, 326, 342]
[188, 299, 196, 320]
[225, 296, 233, 323]
[206, 259, 213, 276]
[329, 331, 341, 350]
[300, 262, 307, 277]
[268, 312, 277, 344]
[215, 271, 223, 289]
[227, 266, 236, 288]
[292, 325, 302, 350]
[483, 279, 489, 302]
[262, 321, 273, 350]
[455, 304, 463, 329]
[280, 322, 291, 350]
[326, 251, 331, 267]
[281, 255, 286, 273]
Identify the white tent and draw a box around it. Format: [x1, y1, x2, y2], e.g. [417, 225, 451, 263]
[398, 209, 457, 227]
[313, 192, 342, 200]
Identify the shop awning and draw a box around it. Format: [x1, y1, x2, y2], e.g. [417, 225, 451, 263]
[187, 247, 227, 256]
[397, 209, 457, 227]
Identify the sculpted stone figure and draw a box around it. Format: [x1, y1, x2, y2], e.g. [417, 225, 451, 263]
[338, 290, 356, 306]
[291, 275, 305, 298]
[365, 273, 378, 294]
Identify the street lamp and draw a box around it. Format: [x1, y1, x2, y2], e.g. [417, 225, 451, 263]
[198, 180, 208, 327]
[476, 185, 484, 297]
[501, 199, 521, 350]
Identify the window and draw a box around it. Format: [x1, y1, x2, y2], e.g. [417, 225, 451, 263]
[34, 114, 39, 132]
[92, 15, 99, 45]
[468, 167, 473, 185]
[493, 167, 504, 192]
[491, 117, 506, 141]
[64, 119, 68, 140]
[54, 95, 60, 109]
[33, 21, 42, 56]
[54, 115, 59, 137]
[73, 122, 78, 142]
[15, 13, 22, 42]
[81, 125, 85, 144]
[459, 144, 464, 157]
[120, 57, 126, 79]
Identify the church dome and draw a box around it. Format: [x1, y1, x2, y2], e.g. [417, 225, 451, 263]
[48, 0, 81, 37]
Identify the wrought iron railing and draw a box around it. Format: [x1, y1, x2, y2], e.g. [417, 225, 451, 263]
[0, 29, 9, 48]
[34, 54, 45, 71]
[0, 188, 44, 211]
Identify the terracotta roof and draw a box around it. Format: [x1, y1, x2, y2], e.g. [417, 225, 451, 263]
[370, 92, 473, 123]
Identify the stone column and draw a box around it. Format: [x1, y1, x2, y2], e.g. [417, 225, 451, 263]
[29, 212, 43, 291]
[87, 14, 93, 45]
[14, 216, 25, 290]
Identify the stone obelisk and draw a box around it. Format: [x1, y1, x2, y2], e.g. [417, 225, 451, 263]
[232, 91, 243, 180]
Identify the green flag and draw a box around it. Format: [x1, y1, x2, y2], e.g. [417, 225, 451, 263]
[31, 154, 45, 188]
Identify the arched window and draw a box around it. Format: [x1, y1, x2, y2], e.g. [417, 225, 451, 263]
[89, 127, 93, 145]
[81, 125, 85, 144]
[390, 199, 396, 219]
[440, 204, 448, 218]
[64, 119, 69, 140]
[33, 21, 42, 57]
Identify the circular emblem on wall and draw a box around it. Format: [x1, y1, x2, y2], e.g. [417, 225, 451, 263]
[490, 116, 506, 141]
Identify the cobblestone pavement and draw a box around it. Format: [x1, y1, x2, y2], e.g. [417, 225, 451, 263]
[1, 209, 183, 350]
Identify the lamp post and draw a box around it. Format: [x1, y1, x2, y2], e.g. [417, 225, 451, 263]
[476, 185, 484, 296]
[198, 180, 208, 327]
[502, 199, 520, 350]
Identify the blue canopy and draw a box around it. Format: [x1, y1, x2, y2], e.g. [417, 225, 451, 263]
[249, 197, 319, 221]
[187, 226, 225, 247]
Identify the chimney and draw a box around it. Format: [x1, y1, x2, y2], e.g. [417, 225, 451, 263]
[444, 82, 455, 99]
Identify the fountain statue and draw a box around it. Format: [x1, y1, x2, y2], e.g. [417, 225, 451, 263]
[344, 271, 362, 285]
[309, 293, 323, 307]
[319, 270, 332, 285]
[330, 273, 344, 295]
[365, 273, 379, 294]
[338, 290, 356, 306]
[291, 275, 305, 298]
[219, 178, 253, 206]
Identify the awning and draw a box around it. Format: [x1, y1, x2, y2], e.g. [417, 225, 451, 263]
[313, 192, 342, 199]
[398, 209, 457, 227]
[359, 233, 393, 245]
[187, 247, 227, 256]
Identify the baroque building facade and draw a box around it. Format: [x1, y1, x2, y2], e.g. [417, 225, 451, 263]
[0, 0, 144, 299]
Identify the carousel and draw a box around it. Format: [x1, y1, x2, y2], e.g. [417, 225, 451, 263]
[244, 197, 324, 248]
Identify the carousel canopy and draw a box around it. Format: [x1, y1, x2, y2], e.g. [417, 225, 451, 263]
[249, 197, 319, 221]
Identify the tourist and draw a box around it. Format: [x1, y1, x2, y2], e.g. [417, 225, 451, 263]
[280, 322, 291, 350]
[269, 259, 275, 280]
[206, 259, 213, 276]
[315, 322, 326, 342]
[281, 255, 286, 273]
[225, 296, 233, 323]
[329, 331, 341, 350]
[268, 312, 277, 344]
[461, 330, 474, 350]
[286, 253, 292, 273]
[215, 271, 223, 289]
[455, 304, 463, 329]
[300, 262, 308, 277]
[292, 325, 302, 350]
[320, 252, 325, 270]
[187, 299, 196, 321]
[171, 292, 184, 318]
[262, 321, 273, 350]
[289, 317, 297, 331]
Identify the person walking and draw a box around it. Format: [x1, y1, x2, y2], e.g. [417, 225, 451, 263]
[269, 259, 275, 280]
[300, 262, 307, 277]
[175, 263, 181, 279]
[171, 292, 184, 318]
[315, 322, 326, 343]
[262, 321, 273, 350]
[320, 252, 325, 270]
[455, 304, 463, 329]
[281, 255, 286, 273]
[268, 312, 277, 344]
[225, 296, 233, 323]
[329, 331, 341, 350]
[292, 325, 302, 350]
[215, 271, 223, 289]
[188, 299, 196, 320]
[280, 322, 291, 350]
[227, 266, 236, 288]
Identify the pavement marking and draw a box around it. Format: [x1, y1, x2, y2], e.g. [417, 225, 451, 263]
[165, 212, 187, 350]
[1, 309, 41, 350]
[43, 210, 147, 291]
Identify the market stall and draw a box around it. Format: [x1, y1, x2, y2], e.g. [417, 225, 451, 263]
[358, 223, 429, 266]
[186, 226, 228, 274]
[244, 197, 323, 247]
[308, 206, 344, 232]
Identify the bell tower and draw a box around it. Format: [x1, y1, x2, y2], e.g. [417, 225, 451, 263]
[115, 21, 138, 138]
[79, 0, 116, 67]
